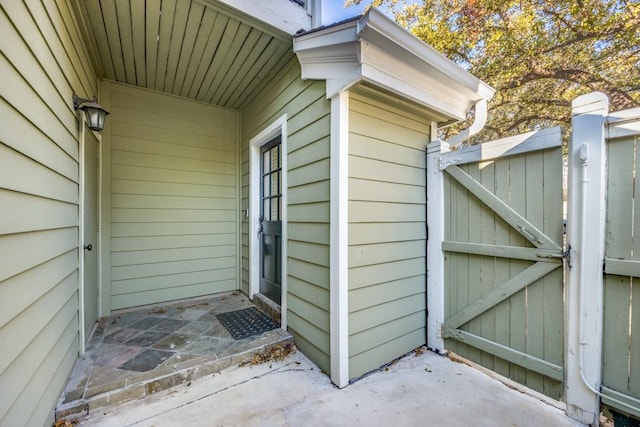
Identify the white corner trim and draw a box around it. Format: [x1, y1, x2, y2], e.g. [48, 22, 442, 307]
[330, 91, 350, 388]
[249, 114, 288, 329]
[426, 136, 446, 354]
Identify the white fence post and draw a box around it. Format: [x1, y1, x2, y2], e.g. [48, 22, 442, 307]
[565, 92, 609, 425]
[426, 139, 446, 353]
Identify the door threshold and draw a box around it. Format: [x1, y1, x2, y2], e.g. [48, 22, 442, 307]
[253, 293, 282, 324]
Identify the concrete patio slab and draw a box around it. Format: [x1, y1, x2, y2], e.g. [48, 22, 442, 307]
[77, 348, 584, 427]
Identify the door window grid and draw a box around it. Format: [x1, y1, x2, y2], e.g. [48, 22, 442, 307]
[261, 141, 282, 221]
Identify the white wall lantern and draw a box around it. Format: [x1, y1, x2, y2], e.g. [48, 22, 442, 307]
[73, 94, 110, 132]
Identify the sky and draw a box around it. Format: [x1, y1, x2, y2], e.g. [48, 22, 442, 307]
[321, 0, 368, 24]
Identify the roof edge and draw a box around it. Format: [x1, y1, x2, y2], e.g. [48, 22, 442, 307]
[294, 8, 495, 122]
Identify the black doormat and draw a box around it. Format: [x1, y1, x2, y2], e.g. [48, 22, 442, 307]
[216, 307, 279, 340]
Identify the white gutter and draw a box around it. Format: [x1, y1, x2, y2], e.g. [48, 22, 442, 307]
[294, 8, 495, 123]
[445, 98, 489, 150]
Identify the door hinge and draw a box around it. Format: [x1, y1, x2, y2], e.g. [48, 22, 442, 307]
[426, 225, 429, 241]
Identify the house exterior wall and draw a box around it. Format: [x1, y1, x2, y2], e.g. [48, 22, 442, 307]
[347, 88, 429, 379]
[241, 56, 332, 373]
[0, 1, 98, 425]
[99, 81, 240, 311]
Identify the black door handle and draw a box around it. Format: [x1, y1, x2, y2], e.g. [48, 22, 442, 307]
[84, 244, 93, 251]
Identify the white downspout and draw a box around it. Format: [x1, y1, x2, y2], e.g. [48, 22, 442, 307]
[445, 99, 488, 149]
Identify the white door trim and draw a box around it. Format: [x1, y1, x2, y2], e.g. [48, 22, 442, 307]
[78, 114, 87, 354]
[78, 114, 102, 354]
[249, 114, 288, 329]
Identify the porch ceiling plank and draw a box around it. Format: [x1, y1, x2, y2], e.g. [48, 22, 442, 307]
[177, 6, 217, 98]
[224, 38, 284, 108]
[144, 0, 161, 88]
[129, 0, 146, 87]
[170, 2, 206, 95]
[154, 0, 177, 92]
[186, 12, 229, 99]
[202, 22, 251, 103]
[75, 0, 300, 109]
[114, 0, 136, 84]
[196, 19, 241, 101]
[210, 28, 262, 105]
[217, 32, 272, 106]
[233, 44, 293, 109]
[195, 0, 293, 42]
[445, 165, 560, 250]
[443, 327, 564, 381]
[179, 8, 218, 97]
[444, 261, 561, 330]
[442, 241, 562, 263]
[100, 0, 127, 82]
[162, 0, 191, 93]
[83, 0, 116, 80]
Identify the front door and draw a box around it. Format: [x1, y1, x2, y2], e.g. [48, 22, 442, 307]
[83, 126, 99, 338]
[259, 137, 282, 304]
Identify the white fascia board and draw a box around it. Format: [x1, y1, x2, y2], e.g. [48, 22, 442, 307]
[294, 8, 494, 121]
[359, 43, 469, 120]
[212, 0, 311, 35]
[295, 43, 362, 81]
[357, 10, 494, 101]
[294, 21, 359, 50]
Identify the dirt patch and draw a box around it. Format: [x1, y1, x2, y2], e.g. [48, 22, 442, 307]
[244, 344, 296, 366]
[53, 419, 78, 427]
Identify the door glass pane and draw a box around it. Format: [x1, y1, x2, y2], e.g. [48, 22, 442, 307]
[272, 171, 279, 197]
[263, 151, 270, 174]
[271, 146, 279, 171]
[277, 144, 282, 168]
[263, 174, 270, 198]
[278, 196, 282, 221]
[263, 199, 270, 221]
[271, 197, 278, 221]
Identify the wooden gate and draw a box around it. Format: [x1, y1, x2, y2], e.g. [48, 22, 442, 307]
[601, 112, 640, 418]
[439, 127, 565, 398]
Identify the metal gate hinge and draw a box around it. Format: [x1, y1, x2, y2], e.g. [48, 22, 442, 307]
[562, 245, 572, 269]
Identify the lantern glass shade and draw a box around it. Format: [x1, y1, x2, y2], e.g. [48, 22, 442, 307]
[80, 102, 110, 132]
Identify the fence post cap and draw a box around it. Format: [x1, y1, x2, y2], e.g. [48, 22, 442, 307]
[572, 92, 609, 115]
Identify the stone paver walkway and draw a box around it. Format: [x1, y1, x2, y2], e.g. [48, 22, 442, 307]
[56, 292, 292, 420]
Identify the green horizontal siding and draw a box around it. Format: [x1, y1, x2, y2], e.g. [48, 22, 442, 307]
[347, 88, 430, 379]
[102, 82, 239, 310]
[241, 55, 331, 374]
[0, 0, 98, 424]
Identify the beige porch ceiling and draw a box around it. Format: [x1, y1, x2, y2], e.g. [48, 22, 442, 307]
[72, 0, 295, 109]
